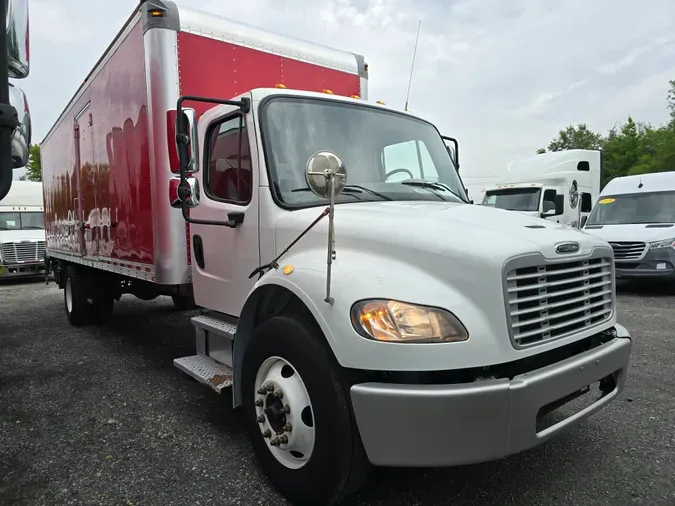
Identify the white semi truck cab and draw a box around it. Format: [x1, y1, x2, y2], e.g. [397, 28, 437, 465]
[0, 180, 45, 278]
[480, 149, 602, 228]
[171, 89, 632, 504]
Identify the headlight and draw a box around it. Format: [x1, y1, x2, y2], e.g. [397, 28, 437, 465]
[649, 237, 675, 249]
[350, 299, 469, 343]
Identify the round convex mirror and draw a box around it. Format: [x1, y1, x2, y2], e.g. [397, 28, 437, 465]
[305, 151, 347, 199]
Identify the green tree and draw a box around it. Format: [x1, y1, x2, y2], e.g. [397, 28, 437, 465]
[538, 123, 604, 153]
[667, 79, 675, 124]
[25, 144, 41, 182]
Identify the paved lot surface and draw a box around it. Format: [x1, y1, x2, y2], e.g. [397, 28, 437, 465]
[1, 278, 674, 506]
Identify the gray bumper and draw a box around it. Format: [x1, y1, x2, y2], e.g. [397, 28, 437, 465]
[615, 247, 675, 279]
[0, 262, 45, 278]
[350, 328, 632, 468]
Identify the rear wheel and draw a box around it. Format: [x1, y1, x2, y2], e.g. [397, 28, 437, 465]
[64, 266, 92, 326]
[242, 316, 371, 505]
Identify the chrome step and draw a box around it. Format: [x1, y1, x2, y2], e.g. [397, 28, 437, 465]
[174, 354, 233, 394]
[191, 313, 237, 340]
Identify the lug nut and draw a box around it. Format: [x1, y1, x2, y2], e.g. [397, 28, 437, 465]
[282, 423, 292, 432]
[256, 388, 266, 395]
[279, 435, 288, 445]
[254, 399, 264, 407]
[273, 390, 283, 399]
[262, 429, 271, 438]
[256, 415, 265, 424]
[270, 437, 281, 446]
[282, 405, 291, 414]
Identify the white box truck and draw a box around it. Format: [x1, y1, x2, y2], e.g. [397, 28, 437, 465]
[41, 1, 632, 504]
[0, 180, 45, 278]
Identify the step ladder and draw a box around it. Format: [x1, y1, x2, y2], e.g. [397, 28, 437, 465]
[173, 313, 237, 394]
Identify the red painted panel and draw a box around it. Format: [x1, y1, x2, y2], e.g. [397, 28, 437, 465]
[42, 21, 154, 266]
[176, 32, 360, 119]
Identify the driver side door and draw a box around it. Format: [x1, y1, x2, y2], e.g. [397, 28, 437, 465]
[190, 110, 260, 317]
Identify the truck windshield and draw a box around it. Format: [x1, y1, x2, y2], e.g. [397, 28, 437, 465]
[0, 212, 45, 230]
[586, 190, 675, 225]
[260, 96, 468, 207]
[482, 188, 541, 211]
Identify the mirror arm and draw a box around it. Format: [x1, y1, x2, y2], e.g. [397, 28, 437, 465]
[249, 207, 330, 280]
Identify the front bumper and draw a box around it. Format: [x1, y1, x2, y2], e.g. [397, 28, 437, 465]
[350, 326, 632, 467]
[0, 261, 46, 278]
[615, 248, 675, 280]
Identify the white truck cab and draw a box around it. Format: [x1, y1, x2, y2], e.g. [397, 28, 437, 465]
[583, 171, 675, 282]
[479, 149, 601, 227]
[169, 88, 632, 504]
[0, 180, 46, 278]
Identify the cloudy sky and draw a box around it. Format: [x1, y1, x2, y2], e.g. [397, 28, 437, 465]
[13, 0, 675, 180]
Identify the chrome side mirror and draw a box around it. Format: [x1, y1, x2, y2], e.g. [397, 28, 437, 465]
[6, 0, 30, 79]
[304, 150, 347, 304]
[9, 82, 29, 167]
[175, 108, 199, 173]
[305, 151, 347, 198]
[170, 176, 200, 209]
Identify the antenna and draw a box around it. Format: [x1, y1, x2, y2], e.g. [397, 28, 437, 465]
[404, 20, 422, 112]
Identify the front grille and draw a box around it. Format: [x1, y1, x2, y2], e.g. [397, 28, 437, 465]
[0, 241, 46, 263]
[505, 256, 614, 347]
[609, 241, 647, 260]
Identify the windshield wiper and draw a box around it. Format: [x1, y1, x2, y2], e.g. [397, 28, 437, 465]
[292, 185, 393, 201]
[344, 184, 393, 201]
[291, 187, 360, 199]
[400, 180, 465, 202]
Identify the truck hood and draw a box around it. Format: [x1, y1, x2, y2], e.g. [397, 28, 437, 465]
[583, 223, 675, 243]
[275, 201, 608, 263]
[0, 229, 46, 243]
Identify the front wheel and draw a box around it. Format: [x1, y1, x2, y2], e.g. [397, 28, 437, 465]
[242, 316, 371, 505]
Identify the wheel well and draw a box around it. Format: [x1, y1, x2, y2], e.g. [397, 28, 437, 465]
[232, 284, 327, 407]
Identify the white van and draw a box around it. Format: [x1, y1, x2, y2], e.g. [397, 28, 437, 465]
[582, 172, 675, 281]
[0, 180, 46, 278]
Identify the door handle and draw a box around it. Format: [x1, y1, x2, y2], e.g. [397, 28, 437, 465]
[225, 211, 245, 229]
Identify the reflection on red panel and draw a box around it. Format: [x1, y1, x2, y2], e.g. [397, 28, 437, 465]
[177, 32, 360, 119]
[42, 21, 154, 266]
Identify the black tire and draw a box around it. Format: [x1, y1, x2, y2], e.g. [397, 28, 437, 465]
[64, 265, 92, 326]
[171, 294, 198, 310]
[242, 315, 371, 505]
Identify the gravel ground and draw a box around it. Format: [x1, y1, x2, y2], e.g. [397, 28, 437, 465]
[1, 278, 674, 506]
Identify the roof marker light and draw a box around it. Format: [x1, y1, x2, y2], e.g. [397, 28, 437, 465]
[275, 83, 286, 88]
[323, 89, 334, 94]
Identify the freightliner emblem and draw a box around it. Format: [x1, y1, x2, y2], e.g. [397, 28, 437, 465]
[555, 242, 580, 254]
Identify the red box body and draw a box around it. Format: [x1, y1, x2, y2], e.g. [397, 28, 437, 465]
[41, 4, 364, 286]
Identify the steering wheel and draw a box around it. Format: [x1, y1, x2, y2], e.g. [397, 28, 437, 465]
[385, 168, 414, 180]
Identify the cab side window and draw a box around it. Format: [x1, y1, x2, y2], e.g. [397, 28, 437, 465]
[381, 140, 439, 182]
[205, 115, 252, 204]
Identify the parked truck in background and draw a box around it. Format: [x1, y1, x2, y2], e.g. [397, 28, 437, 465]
[0, 0, 31, 202]
[41, 2, 632, 504]
[583, 171, 675, 283]
[0, 180, 46, 278]
[467, 150, 602, 228]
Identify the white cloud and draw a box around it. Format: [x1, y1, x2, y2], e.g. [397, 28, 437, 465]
[13, 0, 675, 179]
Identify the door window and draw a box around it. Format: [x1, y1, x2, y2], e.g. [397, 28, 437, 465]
[205, 115, 252, 204]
